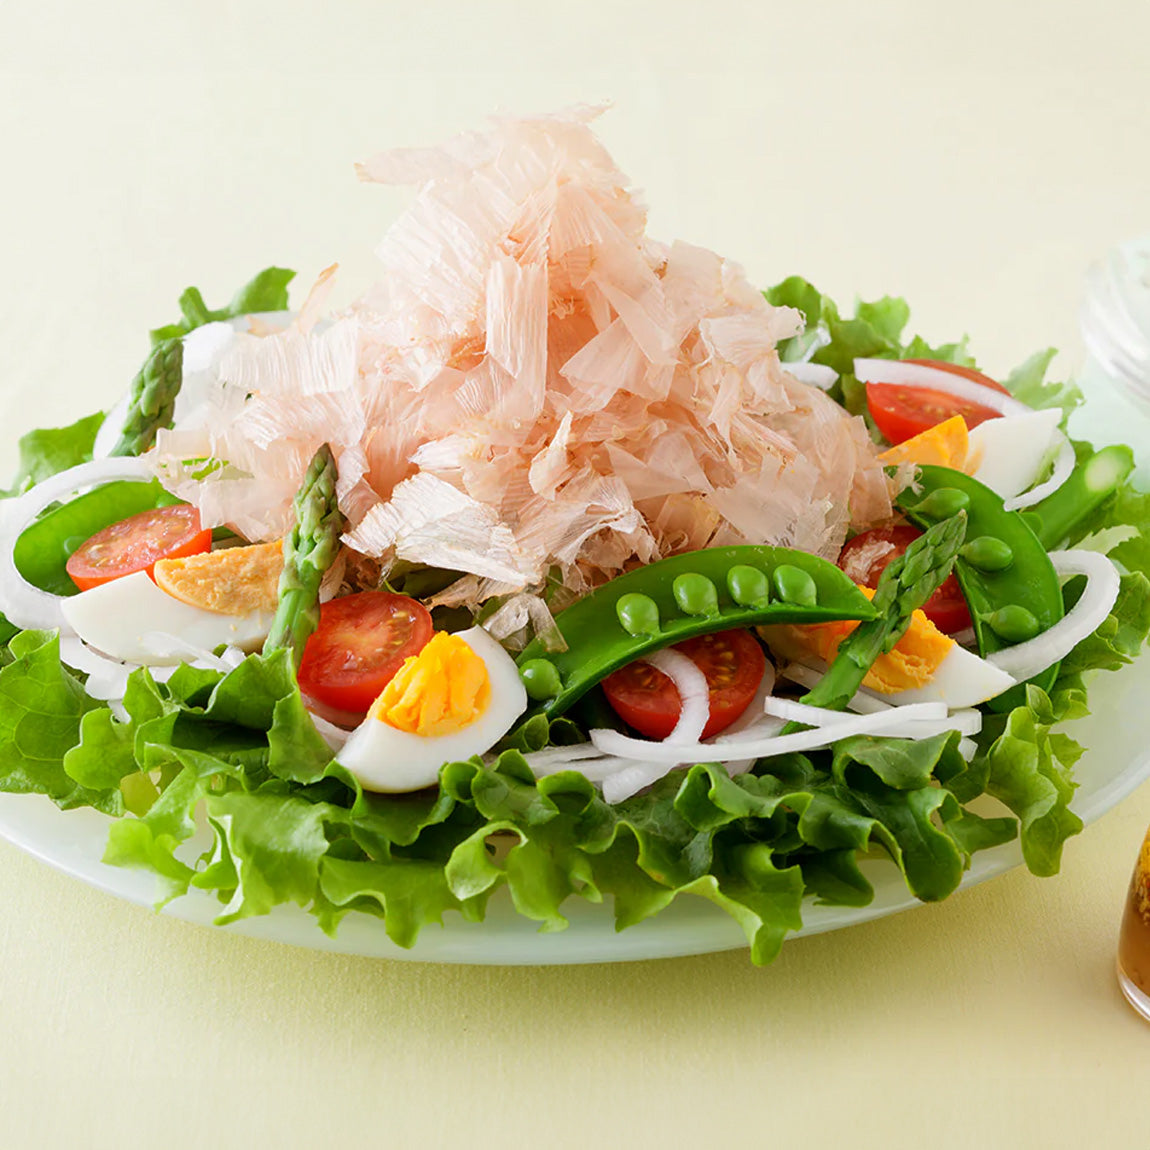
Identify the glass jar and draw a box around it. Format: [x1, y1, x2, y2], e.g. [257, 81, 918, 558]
[1074, 235, 1150, 484]
[1119, 830, 1150, 1021]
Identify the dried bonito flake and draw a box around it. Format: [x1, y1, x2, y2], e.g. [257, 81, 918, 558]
[153, 109, 890, 604]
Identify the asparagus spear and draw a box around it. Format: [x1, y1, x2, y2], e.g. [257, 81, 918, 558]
[110, 268, 297, 457]
[790, 510, 968, 718]
[107, 337, 184, 457]
[264, 444, 345, 667]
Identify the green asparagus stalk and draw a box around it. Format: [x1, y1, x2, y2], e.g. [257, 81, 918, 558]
[791, 510, 968, 718]
[1022, 444, 1134, 549]
[107, 337, 184, 457]
[264, 444, 345, 667]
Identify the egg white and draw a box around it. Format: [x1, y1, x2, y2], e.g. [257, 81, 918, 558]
[968, 409, 1061, 500]
[877, 643, 1016, 708]
[59, 570, 275, 666]
[336, 626, 528, 794]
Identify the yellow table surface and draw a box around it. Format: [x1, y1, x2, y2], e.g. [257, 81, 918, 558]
[2, 2, 1150, 1146]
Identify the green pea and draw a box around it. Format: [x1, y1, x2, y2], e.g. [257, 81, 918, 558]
[727, 564, 771, 609]
[519, 659, 563, 702]
[672, 572, 719, 617]
[616, 593, 661, 637]
[961, 536, 1015, 572]
[916, 488, 970, 520]
[773, 564, 818, 607]
[984, 605, 1041, 643]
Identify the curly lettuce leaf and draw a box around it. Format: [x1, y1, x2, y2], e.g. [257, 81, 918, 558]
[1002, 347, 1083, 419]
[0, 630, 115, 812]
[971, 685, 1084, 876]
[764, 276, 975, 421]
[1060, 572, 1150, 677]
[149, 267, 295, 345]
[7, 411, 107, 495]
[56, 676, 1022, 964]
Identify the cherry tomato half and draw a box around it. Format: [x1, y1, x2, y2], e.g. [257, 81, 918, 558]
[297, 592, 435, 714]
[838, 525, 972, 634]
[866, 359, 1007, 444]
[65, 504, 213, 592]
[602, 629, 766, 741]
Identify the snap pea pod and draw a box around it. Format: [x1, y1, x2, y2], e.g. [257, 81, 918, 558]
[1021, 444, 1134, 549]
[515, 546, 877, 719]
[897, 465, 1065, 710]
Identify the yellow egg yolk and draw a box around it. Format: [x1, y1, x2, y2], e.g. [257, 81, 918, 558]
[877, 415, 969, 472]
[369, 632, 492, 737]
[760, 586, 956, 694]
[154, 539, 284, 615]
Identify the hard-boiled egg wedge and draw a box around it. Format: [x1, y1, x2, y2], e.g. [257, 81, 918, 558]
[336, 627, 527, 794]
[878, 415, 969, 471]
[60, 569, 277, 666]
[761, 591, 1015, 709]
[966, 408, 1062, 501]
[153, 539, 284, 615]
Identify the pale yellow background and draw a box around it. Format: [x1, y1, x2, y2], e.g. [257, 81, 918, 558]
[2, 2, 1150, 1147]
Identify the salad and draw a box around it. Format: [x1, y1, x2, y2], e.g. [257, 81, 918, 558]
[1, 109, 1148, 965]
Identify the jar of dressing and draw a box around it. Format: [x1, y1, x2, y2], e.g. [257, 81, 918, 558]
[1119, 833, 1150, 1021]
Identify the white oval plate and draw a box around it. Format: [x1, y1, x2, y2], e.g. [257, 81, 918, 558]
[1, 646, 1148, 965]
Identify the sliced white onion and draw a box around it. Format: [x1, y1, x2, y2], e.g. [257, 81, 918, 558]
[0, 457, 157, 633]
[854, 358, 1032, 417]
[585, 649, 712, 800]
[644, 649, 710, 745]
[602, 761, 676, 804]
[777, 660, 894, 715]
[783, 362, 838, 390]
[308, 712, 352, 754]
[904, 708, 983, 738]
[92, 395, 132, 459]
[987, 550, 1121, 681]
[590, 701, 950, 766]
[713, 715, 788, 744]
[521, 743, 609, 772]
[762, 695, 930, 727]
[763, 695, 981, 738]
[301, 694, 365, 732]
[1002, 434, 1076, 511]
[139, 633, 238, 672]
[57, 634, 246, 705]
[724, 758, 757, 777]
[58, 637, 139, 702]
[580, 756, 659, 786]
[958, 738, 979, 761]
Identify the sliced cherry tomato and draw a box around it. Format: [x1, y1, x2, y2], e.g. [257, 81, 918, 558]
[866, 359, 1007, 444]
[65, 504, 212, 592]
[601, 629, 766, 741]
[297, 592, 435, 714]
[838, 525, 972, 634]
